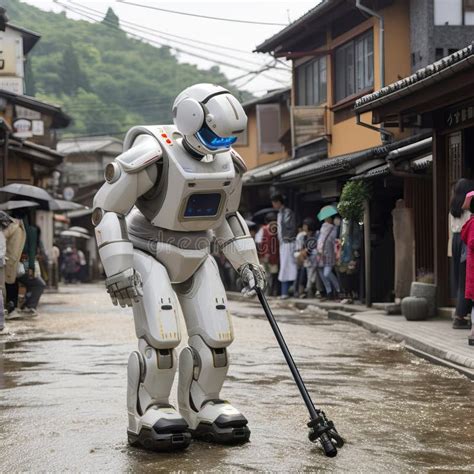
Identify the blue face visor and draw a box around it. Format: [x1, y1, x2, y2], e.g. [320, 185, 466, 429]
[196, 125, 237, 150]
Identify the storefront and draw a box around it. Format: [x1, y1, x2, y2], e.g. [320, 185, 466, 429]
[355, 44, 474, 305]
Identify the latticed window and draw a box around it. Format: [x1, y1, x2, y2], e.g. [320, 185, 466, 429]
[295, 56, 327, 106]
[334, 30, 373, 103]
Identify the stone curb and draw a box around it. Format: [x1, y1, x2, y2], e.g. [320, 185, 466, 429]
[226, 292, 474, 379]
[328, 309, 474, 380]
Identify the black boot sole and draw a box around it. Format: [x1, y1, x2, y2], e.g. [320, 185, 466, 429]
[127, 428, 191, 452]
[190, 422, 250, 444]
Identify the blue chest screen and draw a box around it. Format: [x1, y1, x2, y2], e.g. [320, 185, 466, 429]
[184, 193, 221, 218]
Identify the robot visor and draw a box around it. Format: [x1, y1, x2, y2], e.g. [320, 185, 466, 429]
[196, 124, 237, 150]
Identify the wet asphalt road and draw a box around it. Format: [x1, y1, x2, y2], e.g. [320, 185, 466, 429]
[0, 284, 473, 472]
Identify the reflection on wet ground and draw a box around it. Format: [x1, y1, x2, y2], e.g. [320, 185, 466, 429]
[0, 285, 473, 472]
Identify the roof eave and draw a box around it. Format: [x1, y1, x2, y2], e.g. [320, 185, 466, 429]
[0, 89, 71, 128]
[7, 23, 41, 55]
[241, 87, 291, 109]
[355, 45, 474, 114]
[255, 0, 338, 54]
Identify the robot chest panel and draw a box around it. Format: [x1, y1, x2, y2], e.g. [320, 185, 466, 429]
[151, 141, 236, 232]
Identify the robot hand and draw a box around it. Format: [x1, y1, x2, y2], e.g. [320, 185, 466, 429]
[105, 267, 143, 307]
[239, 263, 266, 297]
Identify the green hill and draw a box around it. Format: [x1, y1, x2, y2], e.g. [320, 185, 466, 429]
[2, 0, 252, 137]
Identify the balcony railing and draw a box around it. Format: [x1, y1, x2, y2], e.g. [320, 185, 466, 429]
[291, 105, 328, 149]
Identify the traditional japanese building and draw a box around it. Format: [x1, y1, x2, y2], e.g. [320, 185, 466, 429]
[355, 43, 474, 305]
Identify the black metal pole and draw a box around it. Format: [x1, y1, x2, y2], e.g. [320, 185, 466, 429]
[255, 288, 342, 457]
[256, 287, 318, 418]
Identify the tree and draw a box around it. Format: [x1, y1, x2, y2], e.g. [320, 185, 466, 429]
[4, 0, 254, 136]
[24, 58, 36, 96]
[59, 44, 89, 95]
[102, 7, 120, 29]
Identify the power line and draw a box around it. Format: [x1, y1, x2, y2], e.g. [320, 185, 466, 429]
[64, 99, 173, 112]
[57, 2, 261, 74]
[116, 0, 287, 26]
[66, 0, 264, 58]
[65, 1, 290, 73]
[66, 2, 267, 69]
[56, 1, 289, 86]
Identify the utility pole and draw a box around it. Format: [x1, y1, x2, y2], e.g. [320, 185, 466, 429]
[364, 200, 372, 307]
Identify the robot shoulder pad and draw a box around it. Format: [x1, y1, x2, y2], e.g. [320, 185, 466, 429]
[230, 149, 247, 174]
[116, 135, 163, 174]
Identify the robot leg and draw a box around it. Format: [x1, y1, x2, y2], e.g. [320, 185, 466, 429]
[176, 256, 250, 444]
[127, 249, 191, 451]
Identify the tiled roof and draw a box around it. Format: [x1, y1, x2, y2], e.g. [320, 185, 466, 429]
[58, 136, 123, 154]
[9, 137, 64, 168]
[243, 149, 326, 184]
[279, 133, 431, 182]
[355, 44, 474, 112]
[0, 89, 71, 128]
[241, 88, 290, 109]
[255, 0, 338, 53]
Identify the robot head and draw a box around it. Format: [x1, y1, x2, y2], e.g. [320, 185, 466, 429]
[172, 83, 247, 157]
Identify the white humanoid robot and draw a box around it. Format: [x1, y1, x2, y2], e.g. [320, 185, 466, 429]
[93, 83, 266, 452]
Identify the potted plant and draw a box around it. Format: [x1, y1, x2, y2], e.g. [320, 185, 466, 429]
[337, 180, 371, 223]
[410, 270, 437, 318]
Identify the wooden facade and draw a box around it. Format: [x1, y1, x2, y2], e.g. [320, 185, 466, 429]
[355, 46, 474, 304]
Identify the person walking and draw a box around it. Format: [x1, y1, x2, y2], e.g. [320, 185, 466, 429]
[62, 247, 80, 283]
[460, 190, 474, 345]
[77, 248, 87, 282]
[3, 212, 26, 318]
[294, 224, 307, 298]
[271, 193, 297, 299]
[259, 212, 279, 296]
[295, 217, 322, 298]
[6, 211, 46, 317]
[316, 206, 341, 300]
[449, 179, 474, 329]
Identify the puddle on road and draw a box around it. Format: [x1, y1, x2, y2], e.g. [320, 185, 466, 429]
[0, 300, 473, 472]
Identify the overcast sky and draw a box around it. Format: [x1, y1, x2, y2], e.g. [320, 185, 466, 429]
[21, 0, 319, 96]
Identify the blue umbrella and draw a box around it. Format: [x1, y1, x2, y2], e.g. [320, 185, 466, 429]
[317, 205, 338, 222]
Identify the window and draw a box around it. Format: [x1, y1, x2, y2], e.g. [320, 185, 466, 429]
[295, 56, 327, 106]
[335, 30, 373, 103]
[435, 48, 445, 60]
[434, 0, 474, 25]
[465, 0, 474, 24]
[256, 104, 283, 154]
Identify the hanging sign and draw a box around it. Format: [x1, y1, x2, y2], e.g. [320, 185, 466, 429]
[13, 118, 33, 138]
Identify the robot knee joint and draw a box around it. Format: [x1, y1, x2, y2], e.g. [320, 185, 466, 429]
[188, 336, 229, 382]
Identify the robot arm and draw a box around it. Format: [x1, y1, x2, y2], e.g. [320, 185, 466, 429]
[215, 212, 266, 295]
[92, 134, 162, 306]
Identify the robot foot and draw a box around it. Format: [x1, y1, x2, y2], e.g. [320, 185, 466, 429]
[189, 400, 250, 445]
[127, 405, 191, 452]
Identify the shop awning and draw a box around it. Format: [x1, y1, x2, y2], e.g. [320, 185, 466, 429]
[279, 133, 432, 184]
[351, 135, 433, 181]
[243, 149, 327, 185]
[385, 137, 432, 161]
[279, 146, 388, 183]
[9, 138, 64, 168]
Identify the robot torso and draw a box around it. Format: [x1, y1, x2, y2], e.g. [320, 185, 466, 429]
[128, 125, 242, 233]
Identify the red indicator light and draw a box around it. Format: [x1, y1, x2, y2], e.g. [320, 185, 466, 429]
[166, 139, 172, 144]
[161, 133, 168, 138]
